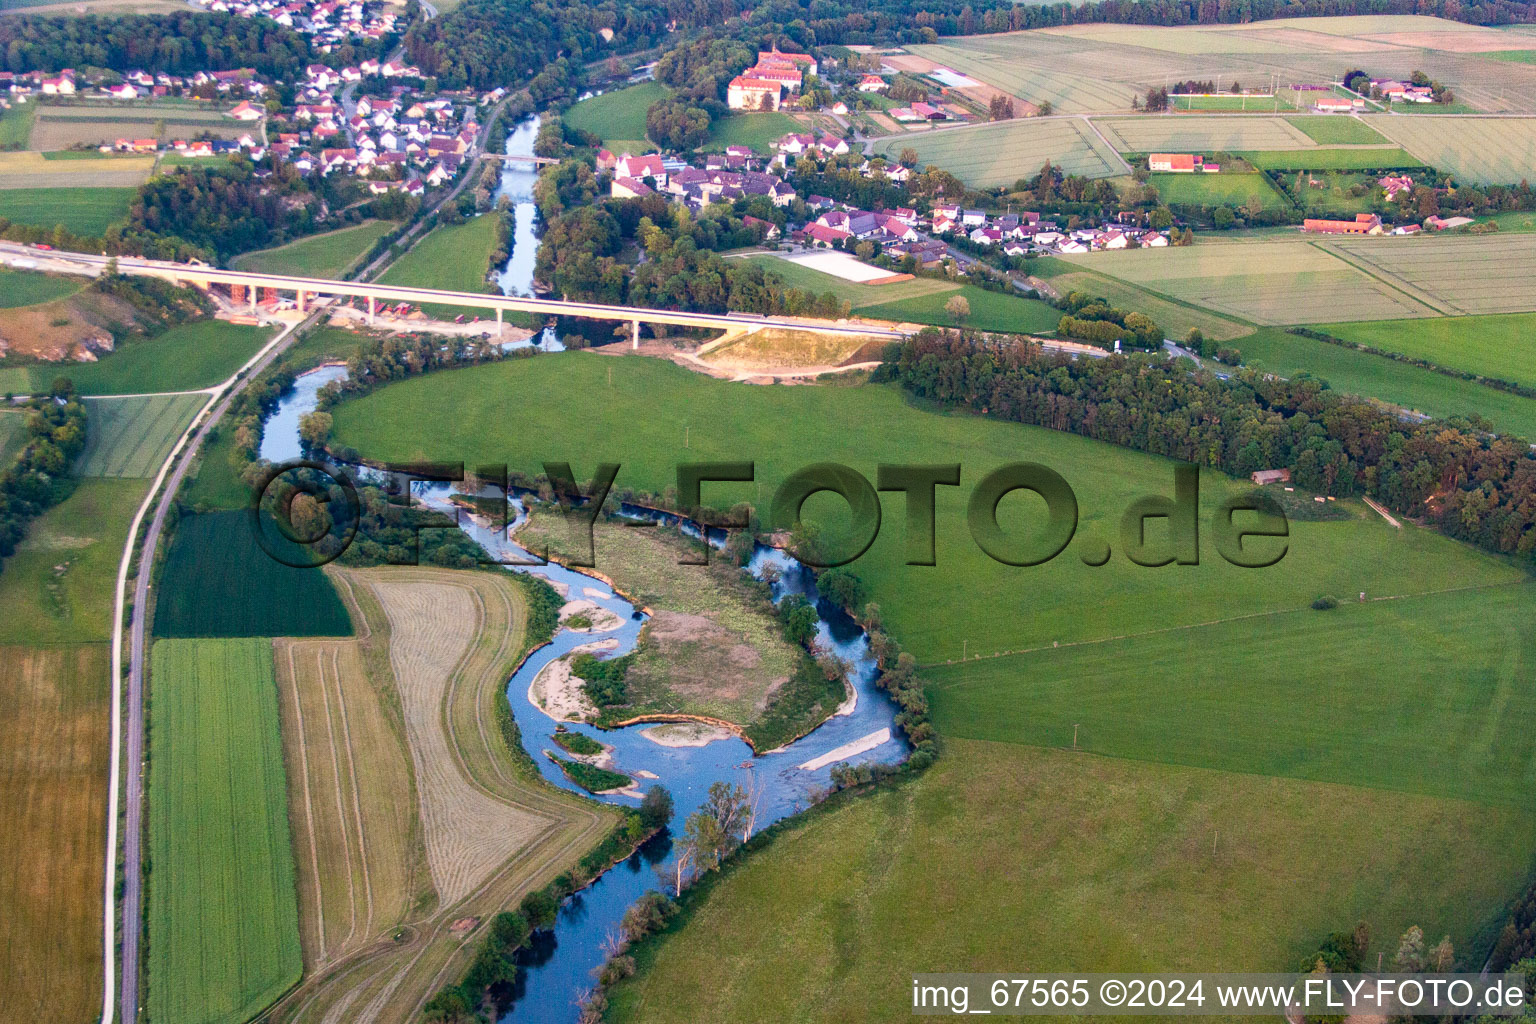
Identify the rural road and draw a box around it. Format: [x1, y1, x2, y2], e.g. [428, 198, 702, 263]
[107, 310, 322, 1024]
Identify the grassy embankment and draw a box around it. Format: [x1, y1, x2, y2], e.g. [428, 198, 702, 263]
[232, 220, 398, 279]
[376, 213, 503, 320]
[564, 82, 670, 154]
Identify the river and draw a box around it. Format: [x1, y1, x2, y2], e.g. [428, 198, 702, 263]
[258, 351, 907, 1022]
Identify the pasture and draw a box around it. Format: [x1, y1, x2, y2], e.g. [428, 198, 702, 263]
[0, 268, 80, 307]
[875, 116, 1124, 186]
[1236, 147, 1422, 170]
[327, 352, 1522, 666]
[0, 643, 110, 1024]
[1149, 171, 1285, 208]
[564, 82, 670, 152]
[76, 393, 204, 477]
[1315, 313, 1536, 391]
[0, 151, 152, 190]
[232, 220, 396, 280]
[1323, 233, 1536, 316]
[29, 102, 248, 151]
[152, 510, 354, 638]
[0, 408, 24, 465]
[0, 184, 136, 233]
[1096, 115, 1317, 153]
[1285, 115, 1388, 144]
[377, 213, 499, 317]
[704, 111, 803, 153]
[1060, 237, 1441, 324]
[0, 102, 35, 147]
[0, 320, 272, 397]
[1372, 116, 1536, 184]
[1230, 327, 1536, 438]
[147, 638, 303, 1024]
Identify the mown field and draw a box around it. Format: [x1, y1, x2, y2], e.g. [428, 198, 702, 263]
[0, 320, 271, 397]
[153, 510, 354, 638]
[876, 117, 1124, 186]
[1323, 233, 1536, 316]
[75, 393, 204, 478]
[1230, 327, 1536, 438]
[1061, 237, 1440, 324]
[1372, 115, 1536, 184]
[1286, 115, 1389, 144]
[749, 254, 1060, 333]
[1236, 147, 1423, 170]
[0, 268, 80, 307]
[564, 81, 670, 152]
[704, 111, 803, 153]
[1028, 258, 1254, 341]
[0, 184, 137, 233]
[1150, 171, 1285, 208]
[1175, 93, 1297, 112]
[147, 637, 303, 1024]
[377, 213, 500, 317]
[232, 220, 396, 279]
[1317, 313, 1536, 389]
[0, 643, 110, 1024]
[1096, 115, 1316, 152]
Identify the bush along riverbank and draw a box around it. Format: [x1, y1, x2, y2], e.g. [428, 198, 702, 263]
[493, 570, 568, 777]
[423, 788, 675, 1024]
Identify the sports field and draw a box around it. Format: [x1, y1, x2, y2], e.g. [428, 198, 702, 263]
[0, 184, 137, 233]
[1371, 116, 1536, 183]
[1286, 115, 1389, 144]
[704, 111, 804, 153]
[876, 117, 1124, 186]
[0, 643, 110, 1024]
[1150, 171, 1285, 209]
[152, 510, 354, 638]
[1175, 93, 1297, 112]
[232, 221, 396, 280]
[0, 320, 271, 397]
[1060, 237, 1441, 324]
[748, 254, 1060, 333]
[147, 638, 303, 1024]
[1229, 327, 1536, 438]
[1323, 233, 1536, 316]
[1096, 115, 1317, 152]
[75, 393, 204, 478]
[564, 82, 670, 152]
[1316, 313, 1536, 390]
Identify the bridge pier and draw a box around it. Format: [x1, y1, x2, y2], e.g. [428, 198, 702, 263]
[367, 296, 376, 325]
[496, 307, 502, 330]
[296, 290, 307, 313]
[632, 320, 640, 350]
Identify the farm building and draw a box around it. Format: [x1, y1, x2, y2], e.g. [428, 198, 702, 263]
[1251, 469, 1292, 485]
[1150, 153, 1203, 172]
[728, 76, 783, 110]
[1303, 214, 1383, 235]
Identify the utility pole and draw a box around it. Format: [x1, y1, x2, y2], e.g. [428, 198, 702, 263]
[1072, 723, 1079, 749]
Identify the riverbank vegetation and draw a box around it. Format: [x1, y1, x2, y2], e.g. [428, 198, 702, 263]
[548, 752, 632, 793]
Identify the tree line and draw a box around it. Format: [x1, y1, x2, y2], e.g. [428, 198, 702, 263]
[886, 330, 1536, 564]
[0, 382, 88, 577]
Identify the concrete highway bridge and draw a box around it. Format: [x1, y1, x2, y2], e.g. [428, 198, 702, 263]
[0, 242, 907, 347]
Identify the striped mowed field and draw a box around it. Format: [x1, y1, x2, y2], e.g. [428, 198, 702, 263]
[877, 117, 1124, 186]
[75, 393, 205, 478]
[1369, 115, 1536, 184]
[1323, 232, 1536, 316]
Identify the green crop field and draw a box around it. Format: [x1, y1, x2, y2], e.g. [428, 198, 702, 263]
[232, 220, 396, 279]
[1175, 94, 1296, 112]
[0, 269, 79, 308]
[377, 213, 500, 317]
[1150, 171, 1285, 208]
[75, 393, 203, 478]
[1286, 115, 1389, 145]
[1236, 147, 1423, 170]
[877, 117, 1123, 186]
[0, 320, 271, 397]
[565, 82, 670, 150]
[1095, 115, 1316, 152]
[328, 353, 1522, 665]
[704, 111, 803, 153]
[747, 255, 1058, 333]
[1060, 237, 1441, 324]
[147, 637, 302, 1024]
[1323, 233, 1536, 317]
[1372, 116, 1536, 184]
[0, 409, 24, 466]
[0, 186, 135, 234]
[1315, 313, 1536, 390]
[1230, 327, 1536, 438]
[0, 103, 35, 148]
[152, 510, 353, 638]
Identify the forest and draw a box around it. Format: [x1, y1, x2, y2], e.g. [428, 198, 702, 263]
[0, 382, 88, 575]
[888, 331, 1536, 563]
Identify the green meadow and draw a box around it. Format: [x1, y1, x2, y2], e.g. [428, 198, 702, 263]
[1317, 314, 1536, 391]
[0, 320, 272, 397]
[232, 220, 396, 279]
[565, 82, 670, 152]
[0, 187, 135, 235]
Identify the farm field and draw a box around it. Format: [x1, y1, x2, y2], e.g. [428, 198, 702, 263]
[748, 254, 1059, 333]
[1030, 262, 1255, 341]
[1370, 115, 1536, 183]
[0, 643, 110, 1024]
[877, 117, 1123, 185]
[0, 268, 80, 307]
[327, 353, 1523, 666]
[1286, 115, 1389, 144]
[0, 184, 136, 232]
[0, 478, 147, 645]
[1149, 171, 1285, 208]
[1236, 147, 1422, 170]
[1096, 115, 1317, 152]
[0, 408, 24, 465]
[0, 102, 36, 147]
[147, 638, 303, 1024]
[605, 734, 1536, 1023]
[564, 81, 670, 152]
[75, 392, 204, 477]
[377, 213, 499, 317]
[28, 102, 249, 150]
[1060, 237, 1441, 324]
[152, 510, 354, 638]
[0, 151, 153, 190]
[1323, 232, 1536, 316]
[1231, 327, 1536, 438]
[1175, 93, 1297, 111]
[233, 220, 396, 279]
[1317, 313, 1536, 389]
[704, 111, 803, 153]
[0, 320, 272, 397]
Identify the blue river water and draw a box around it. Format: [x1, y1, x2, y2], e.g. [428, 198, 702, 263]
[259, 362, 907, 1023]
